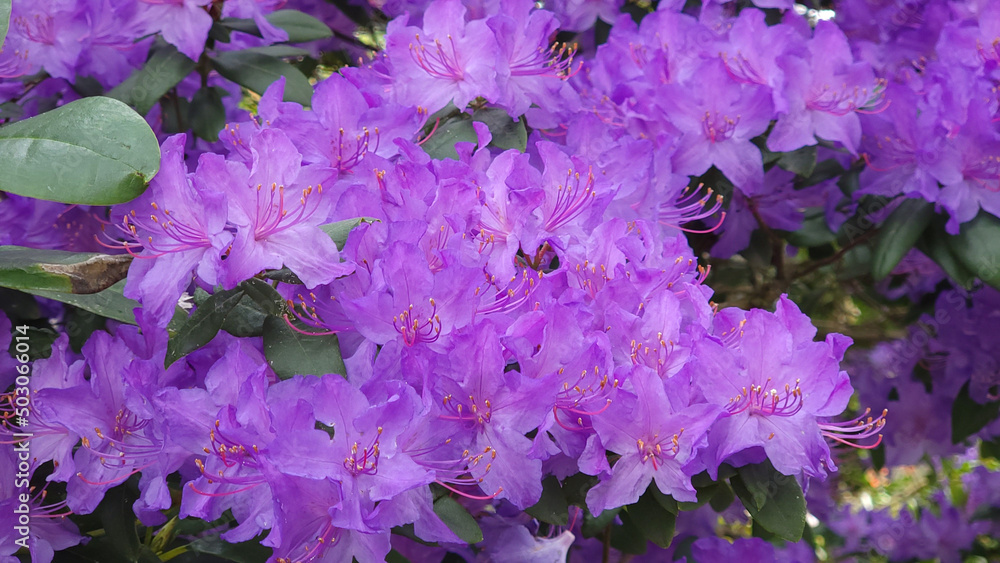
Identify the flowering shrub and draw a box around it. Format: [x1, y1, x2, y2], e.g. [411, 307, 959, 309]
[1, 0, 1000, 562]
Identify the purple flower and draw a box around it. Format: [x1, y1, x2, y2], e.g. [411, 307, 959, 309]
[694, 296, 858, 478]
[113, 135, 232, 329]
[768, 21, 885, 155]
[584, 366, 721, 513]
[206, 128, 354, 288]
[384, 0, 500, 112]
[658, 59, 773, 192]
[135, 0, 212, 61]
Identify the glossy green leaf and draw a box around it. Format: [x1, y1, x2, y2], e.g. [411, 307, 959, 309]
[189, 86, 228, 142]
[319, 217, 377, 250]
[419, 116, 478, 160]
[622, 489, 677, 548]
[731, 460, 806, 542]
[473, 107, 527, 152]
[26, 280, 186, 332]
[187, 535, 274, 563]
[211, 51, 313, 106]
[432, 495, 484, 544]
[0, 0, 10, 49]
[872, 198, 934, 281]
[263, 315, 346, 378]
[0, 96, 160, 204]
[776, 145, 817, 177]
[946, 211, 1000, 290]
[267, 10, 334, 42]
[582, 506, 621, 538]
[165, 287, 245, 367]
[220, 9, 333, 43]
[952, 380, 1000, 444]
[918, 222, 975, 290]
[526, 475, 570, 526]
[0, 246, 131, 294]
[107, 42, 196, 115]
[240, 278, 286, 316]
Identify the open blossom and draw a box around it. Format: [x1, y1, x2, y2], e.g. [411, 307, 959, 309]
[693, 296, 868, 478]
[112, 134, 232, 329]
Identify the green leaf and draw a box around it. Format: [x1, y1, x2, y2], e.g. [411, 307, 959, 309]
[526, 475, 570, 526]
[239, 45, 312, 58]
[266, 10, 334, 42]
[211, 51, 313, 106]
[24, 281, 184, 332]
[730, 460, 806, 542]
[0, 0, 10, 49]
[0, 246, 131, 294]
[472, 107, 527, 152]
[239, 278, 286, 316]
[319, 217, 377, 250]
[160, 95, 190, 134]
[582, 506, 621, 538]
[432, 495, 484, 544]
[419, 116, 478, 160]
[918, 220, 976, 290]
[952, 380, 1000, 444]
[107, 42, 196, 115]
[622, 489, 677, 548]
[776, 145, 818, 177]
[871, 198, 934, 281]
[946, 211, 1000, 290]
[97, 484, 141, 562]
[785, 210, 836, 248]
[610, 513, 648, 555]
[0, 96, 160, 204]
[220, 10, 333, 43]
[187, 535, 274, 563]
[262, 315, 346, 378]
[165, 287, 245, 367]
[189, 86, 228, 142]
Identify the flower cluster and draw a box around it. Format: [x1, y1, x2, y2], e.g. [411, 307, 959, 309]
[20, 0, 1000, 560]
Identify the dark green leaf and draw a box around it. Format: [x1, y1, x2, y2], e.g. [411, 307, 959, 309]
[189, 86, 228, 142]
[239, 45, 312, 58]
[26, 280, 185, 332]
[785, 210, 836, 248]
[432, 495, 483, 544]
[872, 198, 934, 280]
[166, 287, 245, 367]
[187, 535, 274, 563]
[623, 489, 677, 548]
[952, 380, 1000, 444]
[730, 460, 806, 542]
[0, 246, 131, 294]
[266, 10, 334, 42]
[647, 485, 678, 514]
[66, 306, 107, 353]
[918, 220, 976, 290]
[319, 217, 377, 250]
[0, 0, 10, 49]
[107, 43, 196, 115]
[387, 549, 413, 563]
[219, 10, 333, 43]
[776, 145, 817, 177]
[582, 506, 621, 538]
[419, 116, 478, 160]
[0, 96, 160, 204]
[561, 472, 598, 508]
[472, 107, 527, 152]
[610, 514, 647, 555]
[980, 436, 1000, 461]
[97, 484, 141, 562]
[239, 278, 286, 316]
[526, 475, 569, 526]
[796, 158, 844, 189]
[262, 315, 346, 378]
[160, 95, 190, 134]
[211, 51, 313, 106]
[946, 211, 1000, 290]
